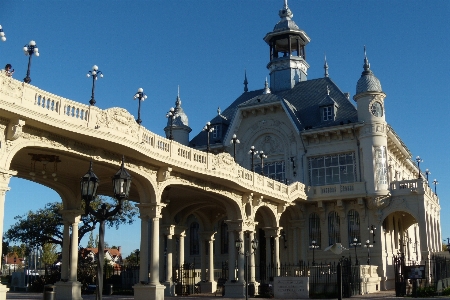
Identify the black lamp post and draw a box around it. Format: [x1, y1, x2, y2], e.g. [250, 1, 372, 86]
[133, 88, 147, 125]
[0, 25, 6, 42]
[433, 179, 438, 195]
[309, 240, 319, 266]
[258, 151, 267, 175]
[425, 169, 430, 183]
[81, 157, 132, 300]
[230, 134, 240, 161]
[248, 146, 258, 172]
[203, 122, 214, 152]
[86, 65, 103, 106]
[236, 235, 258, 300]
[369, 225, 376, 244]
[13, 257, 16, 272]
[350, 237, 361, 265]
[364, 240, 373, 265]
[415, 156, 423, 178]
[23, 40, 39, 83]
[166, 106, 178, 140]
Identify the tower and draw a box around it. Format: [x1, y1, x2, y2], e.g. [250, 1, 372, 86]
[353, 48, 388, 195]
[263, 0, 310, 92]
[164, 92, 192, 145]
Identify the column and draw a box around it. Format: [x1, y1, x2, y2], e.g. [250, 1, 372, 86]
[179, 232, 185, 266]
[60, 221, 70, 280]
[274, 232, 280, 276]
[139, 215, 149, 283]
[237, 231, 245, 283]
[228, 230, 236, 281]
[150, 217, 161, 285]
[166, 233, 173, 283]
[69, 217, 80, 281]
[249, 232, 256, 283]
[208, 238, 214, 282]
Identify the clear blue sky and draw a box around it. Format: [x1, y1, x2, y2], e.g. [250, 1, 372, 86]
[1, 1, 449, 257]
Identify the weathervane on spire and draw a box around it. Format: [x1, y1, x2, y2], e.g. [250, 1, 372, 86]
[324, 54, 329, 77]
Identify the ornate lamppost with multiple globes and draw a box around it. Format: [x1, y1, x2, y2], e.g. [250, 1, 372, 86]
[230, 134, 240, 161]
[81, 157, 132, 300]
[86, 65, 103, 106]
[203, 122, 214, 152]
[166, 106, 178, 140]
[258, 151, 267, 175]
[248, 146, 258, 172]
[350, 237, 361, 265]
[415, 156, 423, 178]
[433, 179, 438, 195]
[364, 239, 373, 264]
[23, 40, 39, 83]
[235, 236, 258, 300]
[0, 25, 6, 42]
[309, 240, 319, 266]
[133, 88, 147, 124]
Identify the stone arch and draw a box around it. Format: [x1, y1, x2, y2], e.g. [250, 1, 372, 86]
[255, 205, 277, 228]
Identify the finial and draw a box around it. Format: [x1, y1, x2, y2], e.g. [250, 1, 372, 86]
[244, 70, 248, 92]
[327, 85, 330, 96]
[324, 54, 329, 77]
[279, 0, 293, 19]
[263, 77, 271, 94]
[363, 45, 370, 71]
[175, 85, 181, 108]
[217, 107, 221, 115]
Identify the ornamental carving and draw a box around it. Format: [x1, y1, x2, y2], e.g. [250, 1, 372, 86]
[96, 107, 139, 140]
[0, 75, 23, 99]
[6, 119, 25, 141]
[211, 152, 235, 173]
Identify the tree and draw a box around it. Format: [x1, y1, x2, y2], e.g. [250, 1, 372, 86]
[41, 243, 58, 266]
[4, 196, 138, 249]
[87, 232, 95, 248]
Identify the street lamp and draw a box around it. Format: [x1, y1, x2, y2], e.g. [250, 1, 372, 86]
[309, 240, 319, 266]
[81, 157, 132, 300]
[369, 225, 376, 244]
[133, 88, 147, 124]
[364, 240, 373, 265]
[13, 257, 16, 272]
[0, 25, 6, 42]
[236, 235, 258, 300]
[230, 134, 240, 161]
[350, 237, 361, 265]
[432, 179, 438, 195]
[203, 122, 214, 152]
[258, 151, 267, 175]
[166, 106, 178, 140]
[425, 169, 431, 182]
[415, 156, 423, 178]
[248, 146, 258, 172]
[86, 65, 103, 106]
[23, 40, 39, 83]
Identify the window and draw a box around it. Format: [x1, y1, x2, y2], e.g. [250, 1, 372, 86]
[220, 221, 228, 254]
[322, 106, 333, 121]
[347, 210, 360, 246]
[189, 222, 200, 255]
[255, 161, 285, 181]
[212, 125, 220, 139]
[309, 152, 356, 186]
[309, 213, 321, 248]
[328, 211, 341, 245]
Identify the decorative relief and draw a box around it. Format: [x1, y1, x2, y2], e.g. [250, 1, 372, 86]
[0, 75, 23, 99]
[6, 118, 25, 141]
[96, 107, 139, 140]
[211, 152, 235, 173]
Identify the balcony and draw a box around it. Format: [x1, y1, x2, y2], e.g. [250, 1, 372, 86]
[307, 182, 366, 200]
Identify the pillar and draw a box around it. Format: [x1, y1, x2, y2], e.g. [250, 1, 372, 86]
[0, 171, 14, 300]
[69, 216, 80, 281]
[208, 238, 214, 282]
[237, 231, 245, 283]
[265, 234, 272, 267]
[179, 232, 185, 265]
[139, 214, 149, 283]
[274, 232, 280, 276]
[228, 230, 236, 281]
[200, 231, 217, 293]
[60, 221, 70, 281]
[163, 225, 175, 296]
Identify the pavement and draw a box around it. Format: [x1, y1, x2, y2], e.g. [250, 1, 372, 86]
[5, 289, 450, 300]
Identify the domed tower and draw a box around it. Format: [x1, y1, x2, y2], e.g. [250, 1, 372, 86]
[164, 92, 192, 146]
[263, 0, 310, 92]
[353, 48, 388, 195]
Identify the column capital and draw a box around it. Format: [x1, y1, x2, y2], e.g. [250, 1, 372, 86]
[60, 209, 82, 224]
[137, 203, 166, 219]
[225, 219, 258, 232]
[0, 169, 16, 192]
[174, 226, 187, 236]
[264, 227, 282, 238]
[162, 225, 175, 236]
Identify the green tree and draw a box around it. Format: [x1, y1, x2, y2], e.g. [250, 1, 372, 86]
[4, 196, 138, 249]
[41, 243, 58, 266]
[87, 232, 95, 248]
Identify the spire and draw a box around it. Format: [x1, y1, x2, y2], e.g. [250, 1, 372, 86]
[263, 78, 271, 94]
[217, 107, 221, 115]
[327, 85, 330, 96]
[175, 85, 181, 108]
[244, 70, 248, 92]
[324, 54, 329, 77]
[279, 0, 293, 20]
[355, 46, 382, 95]
[363, 45, 371, 72]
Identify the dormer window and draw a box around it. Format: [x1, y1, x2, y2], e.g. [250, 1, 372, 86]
[212, 125, 220, 139]
[322, 106, 334, 121]
[319, 86, 339, 122]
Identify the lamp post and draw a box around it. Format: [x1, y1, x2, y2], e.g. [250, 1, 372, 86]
[133, 88, 147, 124]
[230, 134, 240, 161]
[235, 235, 258, 300]
[86, 65, 103, 106]
[258, 151, 267, 175]
[425, 169, 430, 183]
[248, 146, 258, 172]
[166, 107, 178, 140]
[203, 122, 214, 152]
[23, 40, 39, 83]
[415, 156, 423, 178]
[13, 257, 16, 272]
[350, 237, 361, 265]
[369, 225, 376, 244]
[135, 249, 140, 265]
[364, 240, 373, 265]
[309, 240, 319, 266]
[0, 25, 6, 42]
[81, 157, 132, 300]
[432, 179, 438, 195]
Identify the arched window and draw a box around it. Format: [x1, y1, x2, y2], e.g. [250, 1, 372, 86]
[220, 221, 228, 254]
[328, 211, 341, 245]
[347, 210, 360, 246]
[309, 213, 321, 248]
[189, 222, 200, 255]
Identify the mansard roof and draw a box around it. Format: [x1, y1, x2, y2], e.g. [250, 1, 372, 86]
[189, 77, 358, 148]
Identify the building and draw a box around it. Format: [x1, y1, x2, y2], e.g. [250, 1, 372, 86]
[166, 0, 441, 293]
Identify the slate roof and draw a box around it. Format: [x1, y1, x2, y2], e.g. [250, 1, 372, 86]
[189, 77, 358, 148]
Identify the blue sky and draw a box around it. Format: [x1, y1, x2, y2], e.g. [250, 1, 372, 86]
[1, 1, 449, 257]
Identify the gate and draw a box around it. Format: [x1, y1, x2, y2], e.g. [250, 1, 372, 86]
[340, 257, 361, 297]
[173, 262, 195, 296]
[393, 253, 407, 297]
